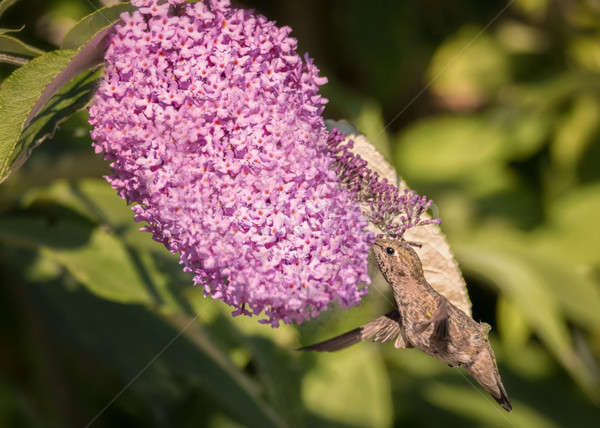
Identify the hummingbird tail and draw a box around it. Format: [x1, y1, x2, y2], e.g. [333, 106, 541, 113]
[494, 385, 512, 412]
[467, 348, 512, 412]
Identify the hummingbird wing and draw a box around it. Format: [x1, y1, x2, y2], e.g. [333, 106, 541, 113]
[431, 299, 450, 345]
[297, 310, 407, 352]
[414, 298, 451, 346]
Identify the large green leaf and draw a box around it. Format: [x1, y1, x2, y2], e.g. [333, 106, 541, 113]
[424, 383, 557, 428]
[497, 297, 531, 350]
[551, 94, 600, 172]
[24, 178, 137, 230]
[0, 216, 156, 305]
[427, 27, 510, 109]
[19, 69, 99, 161]
[496, 108, 554, 160]
[0, 50, 76, 181]
[395, 115, 506, 182]
[546, 183, 600, 263]
[520, 238, 600, 331]
[302, 346, 393, 428]
[245, 336, 306, 425]
[21, 180, 198, 312]
[61, 3, 134, 50]
[23, 178, 174, 255]
[0, 6, 120, 183]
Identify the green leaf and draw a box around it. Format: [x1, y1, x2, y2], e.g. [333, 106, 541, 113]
[198, 307, 307, 425]
[395, 115, 506, 182]
[454, 237, 560, 342]
[453, 231, 600, 396]
[427, 26, 509, 109]
[245, 337, 305, 425]
[164, 314, 285, 428]
[0, 215, 155, 305]
[301, 347, 393, 428]
[424, 383, 559, 428]
[25, 178, 135, 230]
[0, 50, 76, 182]
[24, 178, 170, 253]
[514, 0, 549, 18]
[520, 239, 600, 331]
[61, 3, 134, 50]
[547, 183, 600, 264]
[551, 94, 600, 171]
[497, 297, 531, 350]
[32, 282, 282, 428]
[19, 68, 99, 164]
[569, 35, 600, 72]
[496, 21, 548, 54]
[503, 342, 555, 380]
[23, 178, 194, 311]
[0, 0, 20, 18]
[0, 12, 117, 183]
[0, 34, 44, 57]
[499, 109, 553, 160]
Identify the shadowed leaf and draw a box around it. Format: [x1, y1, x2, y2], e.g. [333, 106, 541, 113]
[31, 281, 283, 428]
[0, 215, 155, 305]
[0, 0, 19, 19]
[0, 34, 44, 57]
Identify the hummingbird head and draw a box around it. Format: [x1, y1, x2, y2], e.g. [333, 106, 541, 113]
[372, 237, 424, 283]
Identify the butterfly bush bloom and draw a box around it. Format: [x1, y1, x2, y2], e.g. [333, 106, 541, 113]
[327, 129, 441, 238]
[89, 0, 373, 325]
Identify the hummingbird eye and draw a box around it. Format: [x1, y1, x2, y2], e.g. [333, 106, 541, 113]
[386, 247, 395, 255]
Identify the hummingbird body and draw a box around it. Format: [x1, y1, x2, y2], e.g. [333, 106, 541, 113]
[300, 237, 512, 412]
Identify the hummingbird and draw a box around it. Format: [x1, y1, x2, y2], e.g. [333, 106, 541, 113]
[299, 237, 512, 412]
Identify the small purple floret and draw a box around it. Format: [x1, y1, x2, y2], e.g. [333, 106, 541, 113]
[327, 129, 441, 238]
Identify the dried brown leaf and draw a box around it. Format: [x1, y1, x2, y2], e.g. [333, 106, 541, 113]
[348, 134, 472, 316]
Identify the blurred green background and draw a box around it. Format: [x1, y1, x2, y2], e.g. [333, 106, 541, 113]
[1, 0, 600, 426]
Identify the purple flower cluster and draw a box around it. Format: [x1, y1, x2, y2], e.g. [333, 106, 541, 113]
[327, 129, 441, 238]
[88, 0, 373, 325]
